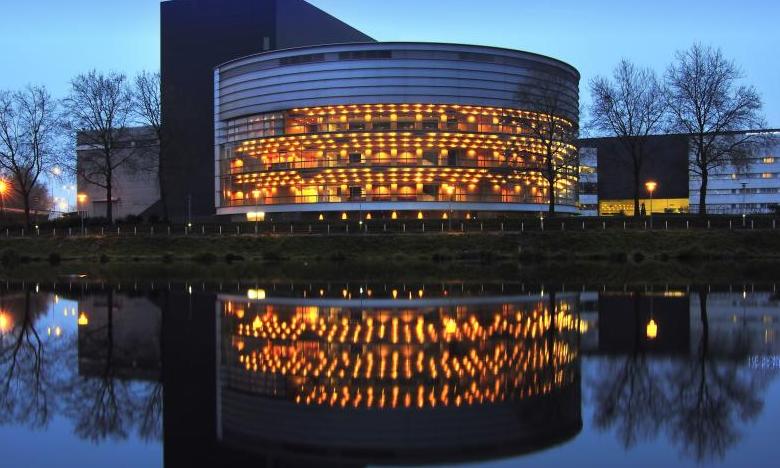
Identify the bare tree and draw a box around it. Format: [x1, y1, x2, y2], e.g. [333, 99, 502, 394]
[512, 80, 579, 214]
[589, 60, 668, 217]
[133, 71, 168, 222]
[665, 44, 764, 216]
[0, 86, 61, 228]
[63, 71, 135, 224]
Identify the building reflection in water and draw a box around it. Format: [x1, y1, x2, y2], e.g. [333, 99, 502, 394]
[0, 281, 778, 467]
[215, 287, 582, 465]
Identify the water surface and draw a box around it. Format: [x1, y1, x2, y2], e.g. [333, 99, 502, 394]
[0, 280, 777, 467]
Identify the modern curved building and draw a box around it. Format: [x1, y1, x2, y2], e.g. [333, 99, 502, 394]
[215, 42, 580, 220]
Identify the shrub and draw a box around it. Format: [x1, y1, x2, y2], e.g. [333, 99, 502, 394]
[1, 249, 20, 267]
[193, 252, 217, 264]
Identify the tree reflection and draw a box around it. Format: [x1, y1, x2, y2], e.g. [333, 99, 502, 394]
[0, 286, 163, 444]
[59, 289, 163, 443]
[590, 289, 775, 463]
[589, 291, 667, 447]
[0, 289, 64, 429]
[664, 288, 770, 462]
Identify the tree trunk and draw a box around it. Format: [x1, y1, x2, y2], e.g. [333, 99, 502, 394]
[633, 166, 641, 218]
[698, 169, 708, 217]
[106, 174, 113, 224]
[698, 289, 709, 358]
[23, 192, 31, 229]
[548, 177, 556, 215]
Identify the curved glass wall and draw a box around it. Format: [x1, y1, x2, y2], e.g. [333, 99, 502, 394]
[217, 104, 578, 216]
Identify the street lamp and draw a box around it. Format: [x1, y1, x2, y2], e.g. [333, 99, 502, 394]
[741, 182, 747, 226]
[645, 181, 657, 229]
[77, 193, 87, 234]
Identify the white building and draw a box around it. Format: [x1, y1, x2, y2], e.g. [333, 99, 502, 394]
[76, 126, 161, 220]
[689, 130, 780, 215]
[578, 147, 598, 216]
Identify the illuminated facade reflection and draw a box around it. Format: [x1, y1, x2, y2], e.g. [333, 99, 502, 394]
[216, 288, 582, 464]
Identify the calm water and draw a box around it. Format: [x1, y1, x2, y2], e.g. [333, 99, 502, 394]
[0, 280, 777, 467]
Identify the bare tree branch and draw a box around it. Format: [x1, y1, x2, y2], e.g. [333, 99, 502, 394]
[665, 44, 764, 216]
[588, 60, 668, 217]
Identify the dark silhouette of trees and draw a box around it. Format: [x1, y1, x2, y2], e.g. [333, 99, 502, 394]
[511, 80, 579, 214]
[589, 60, 668, 217]
[665, 44, 764, 216]
[0, 86, 62, 228]
[133, 71, 168, 222]
[63, 71, 136, 224]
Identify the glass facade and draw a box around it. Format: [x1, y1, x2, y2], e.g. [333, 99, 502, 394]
[217, 104, 578, 216]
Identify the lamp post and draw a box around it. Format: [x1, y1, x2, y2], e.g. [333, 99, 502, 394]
[77, 193, 87, 235]
[0, 180, 7, 222]
[741, 182, 747, 227]
[645, 181, 657, 229]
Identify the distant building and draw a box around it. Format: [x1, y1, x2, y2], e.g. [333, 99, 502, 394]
[76, 126, 160, 220]
[578, 134, 690, 216]
[688, 130, 780, 215]
[578, 147, 598, 216]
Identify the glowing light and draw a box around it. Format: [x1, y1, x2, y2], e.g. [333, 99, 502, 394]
[247, 289, 266, 300]
[391, 211, 398, 220]
[645, 181, 658, 194]
[319, 214, 324, 221]
[417, 211, 424, 220]
[341, 212, 348, 220]
[646, 319, 658, 340]
[0, 313, 11, 332]
[444, 318, 458, 335]
[78, 313, 89, 326]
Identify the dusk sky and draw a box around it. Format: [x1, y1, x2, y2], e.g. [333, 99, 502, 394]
[1, 0, 778, 127]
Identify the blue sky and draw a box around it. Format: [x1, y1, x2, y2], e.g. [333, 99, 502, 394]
[0, 0, 778, 127]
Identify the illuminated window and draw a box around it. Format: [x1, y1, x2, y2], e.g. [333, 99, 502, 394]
[763, 156, 776, 164]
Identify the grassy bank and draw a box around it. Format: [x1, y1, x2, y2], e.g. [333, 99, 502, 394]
[0, 230, 778, 266]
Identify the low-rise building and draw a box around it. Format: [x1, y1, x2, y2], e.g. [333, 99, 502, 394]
[688, 130, 780, 215]
[76, 126, 160, 220]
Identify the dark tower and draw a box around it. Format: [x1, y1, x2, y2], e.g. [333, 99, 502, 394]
[160, 0, 373, 221]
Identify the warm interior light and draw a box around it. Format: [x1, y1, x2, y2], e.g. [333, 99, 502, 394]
[417, 211, 424, 220]
[78, 312, 89, 326]
[247, 289, 266, 300]
[341, 212, 348, 220]
[391, 211, 398, 220]
[646, 319, 658, 340]
[318, 213, 324, 221]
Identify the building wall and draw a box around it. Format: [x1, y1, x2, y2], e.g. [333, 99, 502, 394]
[689, 132, 780, 214]
[579, 134, 690, 216]
[578, 147, 598, 216]
[76, 127, 161, 220]
[160, 0, 373, 221]
[215, 43, 580, 218]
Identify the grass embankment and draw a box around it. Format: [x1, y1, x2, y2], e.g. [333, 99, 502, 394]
[0, 230, 778, 265]
[0, 231, 778, 285]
